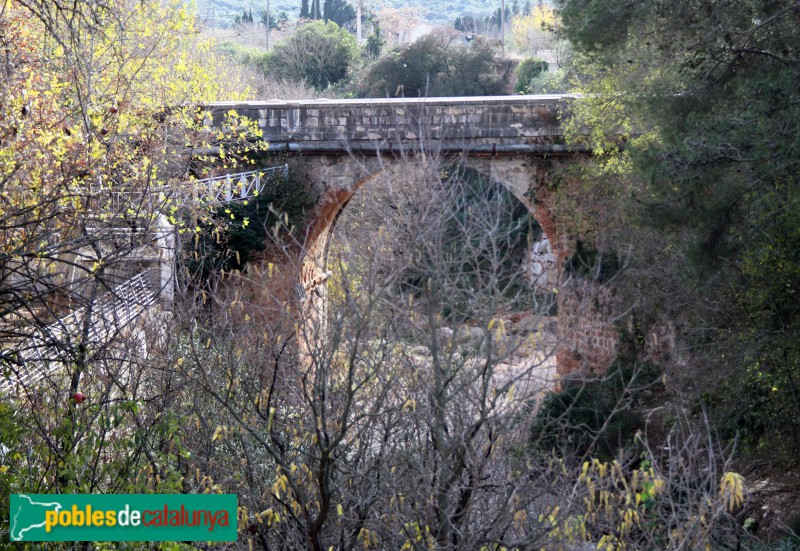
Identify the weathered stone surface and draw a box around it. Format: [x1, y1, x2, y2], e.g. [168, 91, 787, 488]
[524, 237, 559, 293]
[203, 96, 624, 384]
[206, 95, 582, 155]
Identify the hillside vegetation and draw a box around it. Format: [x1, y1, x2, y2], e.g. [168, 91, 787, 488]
[194, 0, 536, 25]
[4, 0, 800, 549]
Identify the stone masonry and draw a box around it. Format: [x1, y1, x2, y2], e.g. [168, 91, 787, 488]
[208, 95, 580, 155]
[206, 96, 618, 382]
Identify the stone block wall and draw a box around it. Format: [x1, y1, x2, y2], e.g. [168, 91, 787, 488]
[527, 168, 620, 381]
[523, 237, 558, 292]
[205, 96, 626, 383]
[207, 96, 579, 154]
[556, 279, 619, 379]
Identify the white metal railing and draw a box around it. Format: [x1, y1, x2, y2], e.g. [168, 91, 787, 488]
[0, 270, 159, 393]
[186, 165, 288, 206]
[103, 190, 172, 214]
[100, 165, 288, 213]
[0, 166, 288, 393]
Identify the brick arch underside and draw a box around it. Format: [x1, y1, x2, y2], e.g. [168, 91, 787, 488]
[299, 156, 566, 285]
[296, 154, 592, 382]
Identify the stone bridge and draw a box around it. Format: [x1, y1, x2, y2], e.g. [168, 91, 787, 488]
[206, 95, 616, 380]
[209, 95, 578, 155]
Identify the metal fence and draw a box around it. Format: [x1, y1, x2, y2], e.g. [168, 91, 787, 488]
[0, 269, 159, 393]
[100, 165, 289, 214]
[0, 166, 289, 393]
[186, 165, 289, 205]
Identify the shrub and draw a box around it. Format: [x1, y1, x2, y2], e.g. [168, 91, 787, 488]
[182, 168, 313, 285]
[515, 56, 548, 93]
[565, 239, 621, 283]
[359, 31, 511, 97]
[530, 358, 661, 460]
[323, 0, 356, 29]
[266, 21, 359, 90]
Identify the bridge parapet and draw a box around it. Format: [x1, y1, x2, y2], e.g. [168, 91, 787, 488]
[206, 95, 581, 155]
[203, 95, 619, 381]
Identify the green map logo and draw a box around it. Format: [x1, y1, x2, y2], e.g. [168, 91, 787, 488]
[9, 494, 237, 542]
[10, 495, 63, 541]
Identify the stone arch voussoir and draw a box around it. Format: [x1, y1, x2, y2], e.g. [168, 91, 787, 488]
[293, 153, 603, 385]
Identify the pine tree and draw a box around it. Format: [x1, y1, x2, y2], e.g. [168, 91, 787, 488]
[260, 10, 278, 28]
[300, 0, 309, 18]
[323, 0, 355, 28]
[560, 0, 800, 458]
[236, 9, 254, 24]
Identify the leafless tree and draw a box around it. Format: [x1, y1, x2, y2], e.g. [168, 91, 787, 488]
[169, 131, 760, 548]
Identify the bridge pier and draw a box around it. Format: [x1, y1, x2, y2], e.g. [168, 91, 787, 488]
[281, 153, 618, 383]
[209, 96, 621, 382]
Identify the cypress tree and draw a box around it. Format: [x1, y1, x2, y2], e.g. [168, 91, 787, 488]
[323, 0, 355, 28]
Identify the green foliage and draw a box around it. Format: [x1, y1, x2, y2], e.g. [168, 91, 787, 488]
[565, 240, 620, 283]
[531, 355, 661, 460]
[216, 41, 272, 75]
[704, 180, 800, 454]
[558, 0, 800, 462]
[360, 35, 446, 97]
[359, 32, 510, 97]
[453, 15, 490, 34]
[323, 0, 356, 29]
[184, 168, 313, 285]
[234, 8, 254, 25]
[0, 390, 189, 541]
[515, 56, 548, 93]
[187, 201, 267, 282]
[453, 7, 512, 34]
[559, 0, 800, 264]
[0, 0, 260, 539]
[197, 0, 500, 26]
[311, 0, 323, 19]
[265, 20, 359, 90]
[364, 19, 385, 60]
[487, 6, 513, 32]
[525, 68, 570, 93]
[259, 10, 280, 29]
[0, 402, 22, 538]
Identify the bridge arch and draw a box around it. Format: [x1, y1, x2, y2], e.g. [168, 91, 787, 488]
[296, 154, 566, 288]
[289, 152, 594, 385]
[209, 96, 617, 380]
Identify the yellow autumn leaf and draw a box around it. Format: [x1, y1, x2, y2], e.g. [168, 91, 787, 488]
[720, 472, 745, 512]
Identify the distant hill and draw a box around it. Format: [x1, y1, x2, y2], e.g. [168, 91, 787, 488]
[194, 0, 508, 27]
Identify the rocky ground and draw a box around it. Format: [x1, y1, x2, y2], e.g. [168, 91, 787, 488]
[408, 312, 560, 403]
